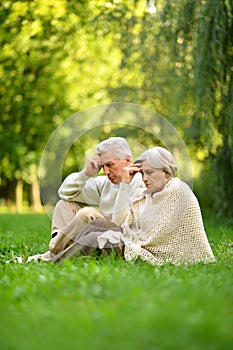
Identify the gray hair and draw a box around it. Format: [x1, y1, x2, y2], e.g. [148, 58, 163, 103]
[136, 146, 178, 177]
[96, 137, 132, 160]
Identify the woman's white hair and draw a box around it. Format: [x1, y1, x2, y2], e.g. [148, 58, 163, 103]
[136, 146, 177, 177]
[96, 137, 132, 159]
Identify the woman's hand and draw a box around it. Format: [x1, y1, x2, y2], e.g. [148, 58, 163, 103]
[121, 163, 142, 184]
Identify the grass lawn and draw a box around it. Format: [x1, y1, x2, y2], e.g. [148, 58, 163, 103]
[0, 212, 232, 350]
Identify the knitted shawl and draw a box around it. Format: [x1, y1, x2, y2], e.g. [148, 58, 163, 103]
[98, 178, 215, 265]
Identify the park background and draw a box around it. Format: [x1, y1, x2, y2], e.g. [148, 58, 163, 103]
[0, 0, 232, 219]
[0, 1, 233, 350]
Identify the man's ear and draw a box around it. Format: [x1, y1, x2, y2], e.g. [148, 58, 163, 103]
[126, 156, 131, 164]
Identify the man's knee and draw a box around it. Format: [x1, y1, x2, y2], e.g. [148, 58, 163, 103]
[54, 199, 82, 213]
[54, 199, 67, 210]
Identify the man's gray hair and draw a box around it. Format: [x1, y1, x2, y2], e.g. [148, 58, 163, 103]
[96, 137, 132, 159]
[136, 146, 178, 177]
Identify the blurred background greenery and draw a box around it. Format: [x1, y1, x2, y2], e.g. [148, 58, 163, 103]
[0, 0, 232, 219]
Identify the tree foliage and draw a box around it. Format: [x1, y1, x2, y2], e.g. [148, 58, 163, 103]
[159, 0, 233, 216]
[0, 0, 232, 217]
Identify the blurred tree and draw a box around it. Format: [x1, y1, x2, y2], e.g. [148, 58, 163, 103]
[159, 0, 233, 217]
[0, 0, 114, 210]
[93, 0, 233, 217]
[0, 0, 232, 217]
[0, 0, 72, 210]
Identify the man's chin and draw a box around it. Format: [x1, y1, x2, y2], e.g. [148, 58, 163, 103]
[108, 177, 120, 184]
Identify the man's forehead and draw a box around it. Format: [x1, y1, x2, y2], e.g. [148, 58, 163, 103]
[99, 150, 122, 164]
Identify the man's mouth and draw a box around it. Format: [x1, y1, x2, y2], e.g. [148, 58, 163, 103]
[108, 176, 119, 183]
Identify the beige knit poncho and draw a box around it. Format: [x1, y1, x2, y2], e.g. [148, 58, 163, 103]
[98, 178, 215, 265]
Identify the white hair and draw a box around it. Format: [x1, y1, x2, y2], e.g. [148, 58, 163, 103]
[136, 146, 177, 177]
[96, 137, 132, 159]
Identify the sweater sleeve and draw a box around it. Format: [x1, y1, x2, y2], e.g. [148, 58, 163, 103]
[58, 170, 105, 206]
[111, 182, 130, 225]
[111, 173, 144, 226]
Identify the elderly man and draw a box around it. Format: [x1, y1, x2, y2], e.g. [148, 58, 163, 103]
[27, 137, 144, 262]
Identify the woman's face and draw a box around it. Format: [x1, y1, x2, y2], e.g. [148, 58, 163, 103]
[141, 160, 170, 193]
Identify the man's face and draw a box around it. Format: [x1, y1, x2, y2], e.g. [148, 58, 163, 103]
[99, 151, 131, 184]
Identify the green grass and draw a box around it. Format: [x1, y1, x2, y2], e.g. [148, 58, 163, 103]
[0, 213, 232, 350]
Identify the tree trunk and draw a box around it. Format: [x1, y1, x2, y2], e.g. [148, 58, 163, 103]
[31, 177, 42, 211]
[16, 179, 23, 213]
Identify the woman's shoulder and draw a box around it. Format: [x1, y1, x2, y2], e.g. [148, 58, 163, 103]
[166, 178, 200, 208]
[168, 177, 192, 192]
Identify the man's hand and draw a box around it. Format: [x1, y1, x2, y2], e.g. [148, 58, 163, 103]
[121, 163, 142, 184]
[84, 155, 102, 177]
[80, 207, 105, 223]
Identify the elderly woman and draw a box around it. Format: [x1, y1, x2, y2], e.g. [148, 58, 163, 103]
[109, 146, 216, 265]
[52, 147, 215, 265]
